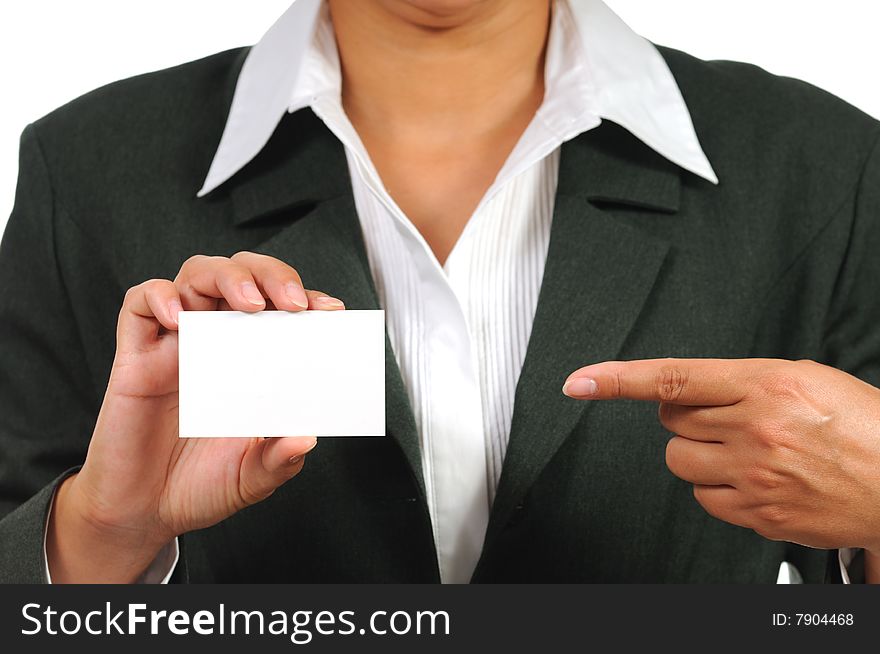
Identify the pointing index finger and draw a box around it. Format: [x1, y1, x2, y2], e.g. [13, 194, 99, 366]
[562, 358, 751, 406]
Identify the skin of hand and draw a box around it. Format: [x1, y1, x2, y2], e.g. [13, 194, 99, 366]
[563, 358, 880, 582]
[47, 251, 345, 583]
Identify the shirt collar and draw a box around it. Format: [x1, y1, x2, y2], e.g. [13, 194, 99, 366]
[198, 0, 717, 198]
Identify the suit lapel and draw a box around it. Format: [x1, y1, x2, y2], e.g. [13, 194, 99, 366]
[476, 122, 685, 565]
[250, 198, 426, 499]
[201, 109, 426, 500]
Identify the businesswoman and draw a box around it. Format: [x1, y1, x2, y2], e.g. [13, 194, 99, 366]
[2, 0, 880, 583]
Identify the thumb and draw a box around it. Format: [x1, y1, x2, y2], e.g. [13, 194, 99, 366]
[237, 436, 318, 505]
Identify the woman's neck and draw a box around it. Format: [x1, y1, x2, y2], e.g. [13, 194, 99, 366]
[328, 0, 552, 147]
[326, 0, 552, 265]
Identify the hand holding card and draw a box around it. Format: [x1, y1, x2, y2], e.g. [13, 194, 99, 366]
[46, 252, 366, 583]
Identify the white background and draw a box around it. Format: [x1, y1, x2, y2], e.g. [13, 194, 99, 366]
[0, 0, 878, 237]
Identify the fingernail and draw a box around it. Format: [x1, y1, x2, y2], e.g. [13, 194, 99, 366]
[242, 282, 264, 306]
[314, 295, 345, 309]
[289, 437, 318, 465]
[563, 378, 598, 397]
[169, 300, 183, 326]
[286, 283, 309, 309]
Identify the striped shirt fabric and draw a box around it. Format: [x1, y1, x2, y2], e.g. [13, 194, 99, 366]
[350, 147, 559, 584]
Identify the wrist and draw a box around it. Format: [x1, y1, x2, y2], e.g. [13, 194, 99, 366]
[47, 474, 172, 583]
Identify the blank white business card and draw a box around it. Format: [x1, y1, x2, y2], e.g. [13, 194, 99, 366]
[178, 310, 386, 438]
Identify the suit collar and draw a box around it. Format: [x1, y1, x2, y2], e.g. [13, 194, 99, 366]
[218, 109, 352, 226]
[211, 110, 685, 228]
[564, 119, 684, 213]
[565, 0, 717, 184]
[197, 0, 324, 199]
[198, 0, 718, 198]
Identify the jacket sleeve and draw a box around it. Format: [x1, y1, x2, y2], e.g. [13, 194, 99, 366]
[822, 133, 880, 392]
[0, 125, 103, 583]
[817, 131, 880, 584]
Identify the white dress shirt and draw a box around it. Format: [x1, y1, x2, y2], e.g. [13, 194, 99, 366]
[43, 0, 854, 584]
[199, 0, 717, 585]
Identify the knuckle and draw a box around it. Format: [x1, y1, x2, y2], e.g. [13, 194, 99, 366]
[230, 250, 256, 262]
[655, 364, 688, 403]
[753, 503, 791, 531]
[181, 253, 209, 270]
[692, 486, 722, 519]
[205, 255, 232, 268]
[795, 358, 822, 371]
[756, 368, 808, 402]
[744, 465, 784, 492]
[125, 280, 161, 304]
[611, 369, 624, 399]
[226, 259, 252, 277]
[141, 278, 172, 294]
[664, 438, 683, 473]
[657, 403, 678, 431]
[750, 416, 792, 449]
[177, 254, 229, 283]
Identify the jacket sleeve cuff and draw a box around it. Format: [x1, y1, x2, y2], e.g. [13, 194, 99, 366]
[0, 468, 78, 583]
[839, 548, 864, 584]
[41, 483, 180, 584]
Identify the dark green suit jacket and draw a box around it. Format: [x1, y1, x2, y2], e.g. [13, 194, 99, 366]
[1, 45, 878, 583]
